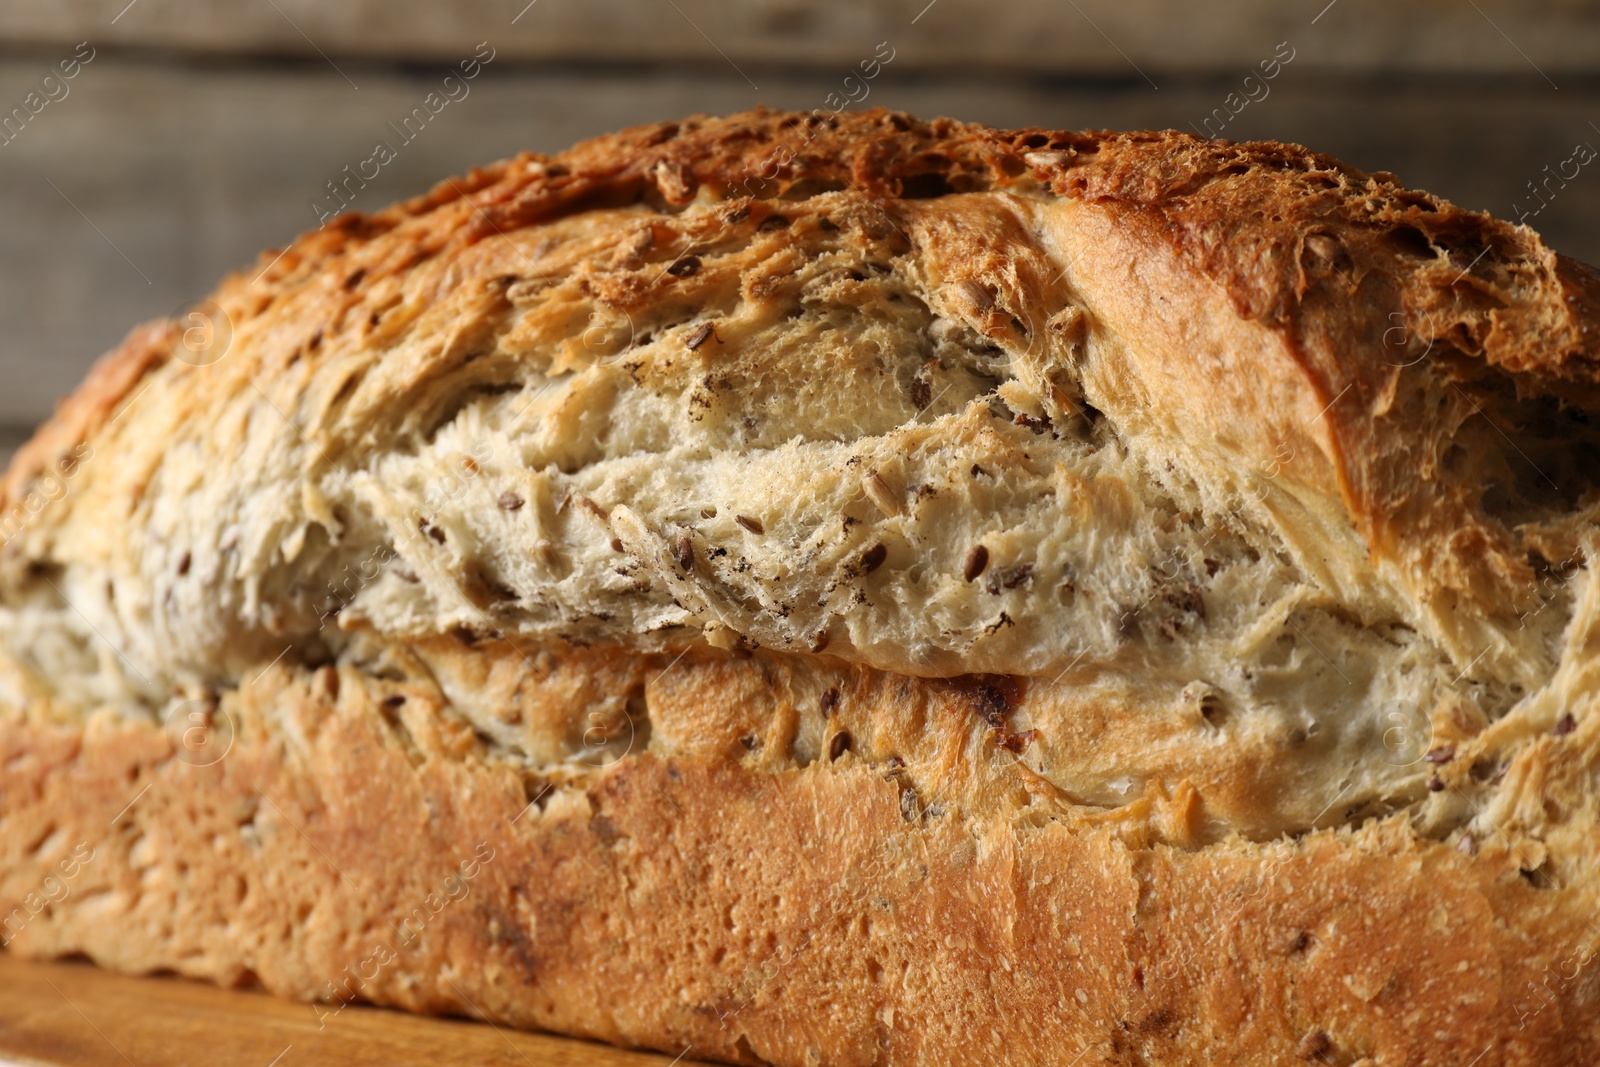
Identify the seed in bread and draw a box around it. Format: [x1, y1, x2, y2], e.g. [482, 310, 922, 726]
[2, 108, 1599, 1065]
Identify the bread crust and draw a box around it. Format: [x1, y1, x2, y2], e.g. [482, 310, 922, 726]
[9, 643, 1600, 1067]
[4, 643, 1599, 1067]
[4, 109, 1600, 1066]
[4, 109, 1593, 677]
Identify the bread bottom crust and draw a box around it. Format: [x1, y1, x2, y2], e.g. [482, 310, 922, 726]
[2, 663, 1597, 1067]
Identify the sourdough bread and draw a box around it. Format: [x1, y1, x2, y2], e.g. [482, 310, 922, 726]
[3, 108, 1600, 1066]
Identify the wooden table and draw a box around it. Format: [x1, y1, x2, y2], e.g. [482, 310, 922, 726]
[0, 953, 703, 1067]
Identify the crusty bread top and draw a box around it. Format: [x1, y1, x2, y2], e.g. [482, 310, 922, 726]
[2, 108, 1598, 847]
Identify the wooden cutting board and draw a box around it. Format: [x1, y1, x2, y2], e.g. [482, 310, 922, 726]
[0, 953, 704, 1067]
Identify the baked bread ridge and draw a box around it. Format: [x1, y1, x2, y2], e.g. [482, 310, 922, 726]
[0, 108, 1599, 1065]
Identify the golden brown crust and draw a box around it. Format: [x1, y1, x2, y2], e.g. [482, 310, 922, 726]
[4, 647, 1599, 1067]
[5, 109, 1592, 669]
[0, 318, 168, 509]
[4, 109, 1600, 1066]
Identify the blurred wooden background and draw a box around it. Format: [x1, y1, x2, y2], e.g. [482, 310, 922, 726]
[0, 0, 1596, 455]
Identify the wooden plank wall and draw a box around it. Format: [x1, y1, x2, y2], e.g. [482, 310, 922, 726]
[0, 0, 1595, 448]
[4, 0, 1599, 75]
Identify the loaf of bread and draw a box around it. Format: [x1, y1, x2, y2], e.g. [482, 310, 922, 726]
[3, 107, 1600, 1065]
